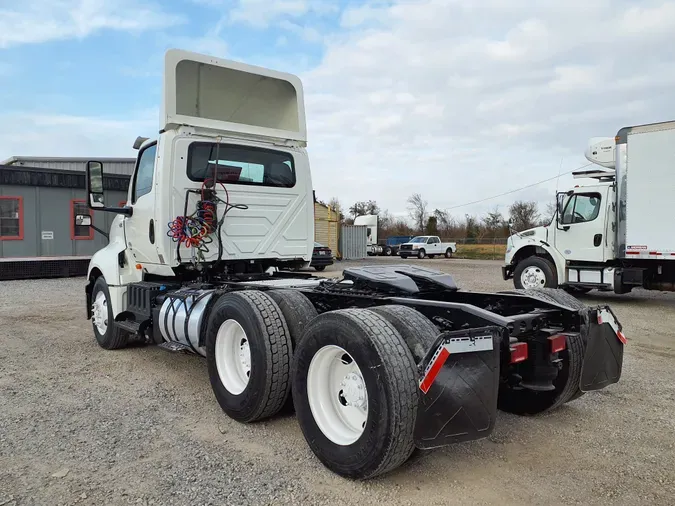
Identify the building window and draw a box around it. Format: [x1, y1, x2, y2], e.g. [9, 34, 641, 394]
[0, 196, 23, 240]
[71, 199, 93, 240]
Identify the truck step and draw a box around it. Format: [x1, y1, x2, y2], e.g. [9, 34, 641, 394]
[115, 320, 141, 335]
[157, 342, 194, 354]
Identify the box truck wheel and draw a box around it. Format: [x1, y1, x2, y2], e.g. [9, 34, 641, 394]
[291, 308, 417, 479]
[384, 246, 393, 256]
[91, 276, 128, 350]
[513, 257, 557, 289]
[205, 290, 293, 423]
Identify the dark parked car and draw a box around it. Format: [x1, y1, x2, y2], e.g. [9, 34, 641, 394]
[311, 242, 333, 271]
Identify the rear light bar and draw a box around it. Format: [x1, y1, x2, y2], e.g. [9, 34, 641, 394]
[548, 334, 567, 354]
[509, 342, 528, 364]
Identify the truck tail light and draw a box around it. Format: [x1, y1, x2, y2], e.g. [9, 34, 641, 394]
[548, 334, 566, 354]
[510, 342, 528, 364]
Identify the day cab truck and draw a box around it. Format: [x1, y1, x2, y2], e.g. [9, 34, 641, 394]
[79, 48, 625, 480]
[399, 235, 457, 259]
[503, 120, 675, 295]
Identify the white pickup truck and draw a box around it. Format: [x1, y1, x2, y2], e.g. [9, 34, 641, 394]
[398, 236, 457, 259]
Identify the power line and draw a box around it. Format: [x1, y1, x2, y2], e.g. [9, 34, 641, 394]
[445, 162, 592, 211]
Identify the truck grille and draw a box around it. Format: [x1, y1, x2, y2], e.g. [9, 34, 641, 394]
[400, 244, 412, 251]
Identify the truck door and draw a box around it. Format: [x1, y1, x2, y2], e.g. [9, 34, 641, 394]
[124, 142, 161, 266]
[555, 191, 606, 263]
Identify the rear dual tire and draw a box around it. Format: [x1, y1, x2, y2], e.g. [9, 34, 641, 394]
[292, 308, 424, 479]
[497, 287, 587, 414]
[205, 290, 293, 423]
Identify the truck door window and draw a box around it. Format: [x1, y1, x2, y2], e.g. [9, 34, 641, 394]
[561, 193, 601, 224]
[133, 143, 157, 202]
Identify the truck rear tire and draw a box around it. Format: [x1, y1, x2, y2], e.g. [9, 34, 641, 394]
[91, 276, 128, 350]
[370, 305, 437, 361]
[499, 287, 587, 405]
[513, 257, 557, 289]
[205, 290, 293, 423]
[497, 331, 585, 415]
[291, 308, 417, 479]
[384, 247, 392, 256]
[445, 248, 453, 258]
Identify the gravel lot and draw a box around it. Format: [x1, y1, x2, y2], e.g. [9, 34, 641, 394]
[1, 257, 674, 506]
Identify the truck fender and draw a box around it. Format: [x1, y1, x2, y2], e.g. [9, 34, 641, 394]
[85, 238, 132, 320]
[509, 241, 566, 285]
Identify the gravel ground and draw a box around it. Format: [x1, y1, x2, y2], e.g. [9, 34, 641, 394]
[1, 257, 674, 506]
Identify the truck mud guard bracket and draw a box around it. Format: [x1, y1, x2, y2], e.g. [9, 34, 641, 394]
[413, 326, 502, 450]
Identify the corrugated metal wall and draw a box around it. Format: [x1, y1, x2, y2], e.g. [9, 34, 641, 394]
[339, 225, 367, 260]
[314, 202, 339, 256]
[0, 186, 127, 258]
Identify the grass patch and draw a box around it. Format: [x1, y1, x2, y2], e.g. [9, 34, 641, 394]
[454, 243, 507, 260]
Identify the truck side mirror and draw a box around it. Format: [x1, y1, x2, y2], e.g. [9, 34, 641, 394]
[86, 160, 105, 209]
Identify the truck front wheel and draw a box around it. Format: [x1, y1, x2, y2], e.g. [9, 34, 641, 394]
[91, 276, 128, 350]
[292, 309, 417, 479]
[417, 249, 426, 259]
[513, 257, 557, 289]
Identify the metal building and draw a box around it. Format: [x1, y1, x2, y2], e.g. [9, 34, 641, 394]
[0, 156, 135, 280]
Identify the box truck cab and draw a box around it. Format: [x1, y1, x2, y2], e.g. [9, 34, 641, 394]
[503, 120, 675, 294]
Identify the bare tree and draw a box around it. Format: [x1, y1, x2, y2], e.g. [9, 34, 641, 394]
[349, 200, 380, 218]
[509, 200, 540, 231]
[540, 201, 557, 225]
[328, 197, 344, 220]
[407, 193, 428, 233]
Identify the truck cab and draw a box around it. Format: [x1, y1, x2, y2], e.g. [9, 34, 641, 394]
[82, 49, 314, 320]
[503, 177, 616, 292]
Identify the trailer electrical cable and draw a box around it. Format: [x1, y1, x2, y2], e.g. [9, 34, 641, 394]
[167, 175, 248, 269]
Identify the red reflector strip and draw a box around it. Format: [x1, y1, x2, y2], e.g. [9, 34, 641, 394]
[510, 342, 528, 364]
[626, 251, 640, 255]
[548, 334, 567, 353]
[419, 347, 450, 394]
[649, 251, 661, 255]
[617, 330, 627, 344]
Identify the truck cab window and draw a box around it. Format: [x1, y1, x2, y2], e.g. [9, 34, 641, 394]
[133, 143, 157, 201]
[561, 194, 601, 224]
[187, 142, 295, 188]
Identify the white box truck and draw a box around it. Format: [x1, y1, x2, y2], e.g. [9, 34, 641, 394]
[503, 120, 675, 294]
[77, 48, 625, 481]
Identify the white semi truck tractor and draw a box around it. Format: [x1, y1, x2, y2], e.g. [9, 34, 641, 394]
[79, 49, 626, 480]
[503, 120, 675, 295]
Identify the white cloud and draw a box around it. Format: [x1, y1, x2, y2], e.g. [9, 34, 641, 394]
[0, 110, 158, 159]
[0, 0, 184, 48]
[301, 0, 675, 218]
[228, 0, 338, 28]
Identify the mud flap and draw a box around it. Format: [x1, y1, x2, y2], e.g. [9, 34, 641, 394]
[414, 326, 501, 450]
[579, 307, 625, 392]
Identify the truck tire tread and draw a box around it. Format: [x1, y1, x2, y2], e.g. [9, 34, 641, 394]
[205, 290, 292, 422]
[292, 308, 417, 479]
[265, 289, 318, 348]
[370, 304, 438, 361]
[91, 276, 128, 350]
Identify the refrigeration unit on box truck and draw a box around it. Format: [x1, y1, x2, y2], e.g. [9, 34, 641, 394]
[503, 119, 675, 294]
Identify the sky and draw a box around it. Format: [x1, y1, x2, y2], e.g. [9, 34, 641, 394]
[1, 0, 674, 221]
